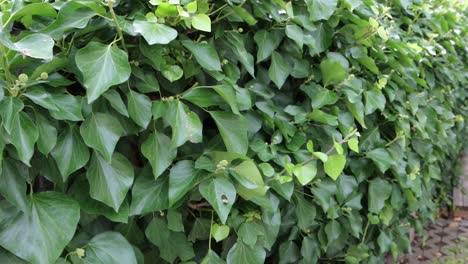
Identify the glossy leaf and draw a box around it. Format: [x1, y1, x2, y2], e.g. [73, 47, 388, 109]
[199, 177, 236, 224]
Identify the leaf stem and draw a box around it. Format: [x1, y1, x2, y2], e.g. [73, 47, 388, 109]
[107, 1, 127, 51]
[208, 211, 214, 250]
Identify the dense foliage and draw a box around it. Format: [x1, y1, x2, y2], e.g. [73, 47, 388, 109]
[0, 0, 466, 263]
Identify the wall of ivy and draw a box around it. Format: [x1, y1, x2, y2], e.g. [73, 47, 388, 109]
[0, 0, 466, 263]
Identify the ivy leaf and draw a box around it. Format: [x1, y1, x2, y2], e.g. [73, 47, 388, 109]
[324, 154, 346, 180]
[295, 194, 317, 230]
[347, 138, 359, 153]
[168, 160, 198, 207]
[364, 90, 386, 115]
[141, 132, 177, 179]
[306, 0, 339, 21]
[254, 30, 283, 63]
[201, 250, 225, 264]
[182, 40, 222, 71]
[224, 32, 255, 77]
[48, 94, 84, 122]
[166, 101, 203, 147]
[0, 159, 28, 211]
[311, 87, 338, 109]
[145, 218, 195, 263]
[162, 65, 184, 82]
[268, 51, 291, 89]
[199, 177, 236, 224]
[130, 167, 169, 215]
[320, 58, 347, 87]
[78, 232, 137, 264]
[0, 33, 54, 60]
[23, 87, 58, 111]
[285, 24, 304, 49]
[325, 219, 342, 246]
[0, 192, 80, 264]
[51, 125, 90, 181]
[0, 96, 24, 134]
[366, 148, 394, 173]
[10, 112, 39, 166]
[191, 14, 211, 32]
[293, 164, 317, 186]
[75, 42, 131, 103]
[226, 241, 266, 264]
[86, 152, 134, 212]
[127, 90, 152, 129]
[210, 111, 248, 154]
[133, 20, 177, 45]
[103, 90, 129, 117]
[34, 112, 57, 156]
[80, 113, 124, 163]
[368, 178, 392, 213]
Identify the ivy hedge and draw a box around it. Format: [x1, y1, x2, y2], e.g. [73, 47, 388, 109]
[0, 0, 466, 263]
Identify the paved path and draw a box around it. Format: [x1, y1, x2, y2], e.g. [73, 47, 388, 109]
[399, 218, 468, 263]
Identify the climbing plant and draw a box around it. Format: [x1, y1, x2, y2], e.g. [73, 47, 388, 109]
[0, 0, 466, 263]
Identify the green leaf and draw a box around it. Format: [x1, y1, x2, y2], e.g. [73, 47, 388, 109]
[231, 160, 268, 200]
[0, 96, 24, 134]
[34, 112, 57, 156]
[69, 178, 129, 223]
[75, 42, 131, 103]
[320, 58, 347, 86]
[141, 132, 177, 179]
[301, 237, 320, 264]
[80, 113, 124, 162]
[130, 167, 169, 215]
[0, 33, 54, 60]
[79, 232, 137, 264]
[0, 192, 79, 264]
[48, 94, 84, 122]
[293, 164, 317, 186]
[254, 30, 283, 63]
[127, 90, 152, 128]
[40, 1, 100, 39]
[232, 6, 257, 26]
[201, 250, 225, 264]
[133, 20, 177, 45]
[167, 209, 184, 232]
[191, 14, 211, 32]
[212, 85, 240, 115]
[324, 154, 346, 180]
[308, 109, 338, 126]
[10, 112, 38, 166]
[311, 87, 339, 109]
[166, 101, 203, 147]
[51, 125, 89, 181]
[364, 90, 386, 115]
[212, 224, 230, 242]
[103, 90, 129, 117]
[199, 177, 236, 224]
[226, 241, 266, 264]
[86, 152, 134, 212]
[346, 99, 366, 129]
[268, 51, 291, 89]
[224, 32, 255, 77]
[306, 0, 339, 21]
[313, 152, 328, 162]
[182, 40, 222, 71]
[210, 111, 248, 154]
[295, 194, 317, 230]
[162, 65, 183, 82]
[0, 159, 28, 211]
[366, 148, 394, 173]
[145, 218, 195, 263]
[325, 219, 342, 246]
[23, 87, 59, 111]
[368, 178, 392, 213]
[168, 160, 198, 207]
[285, 24, 304, 48]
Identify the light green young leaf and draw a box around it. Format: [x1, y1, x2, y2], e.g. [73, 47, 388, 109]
[293, 164, 317, 186]
[133, 20, 177, 45]
[324, 154, 346, 180]
[75, 42, 131, 103]
[86, 152, 134, 212]
[348, 138, 359, 153]
[191, 14, 211, 32]
[80, 113, 124, 162]
[212, 224, 230, 242]
[0, 192, 79, 264]
[199, 177, 236, 224]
